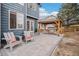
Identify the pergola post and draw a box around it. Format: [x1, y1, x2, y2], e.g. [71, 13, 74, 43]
[54, 20, 63, 35]
[38, 19, 63, 35]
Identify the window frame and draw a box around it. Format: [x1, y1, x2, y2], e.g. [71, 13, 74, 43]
[26, 20, 30, 31]
[30, 20, 35, 31]
[27, 3, 37, 11]
[8, 10, 24, 30]
[26, 19, 35, 31]
[32, 3, 37, 11]
[16, 12, 24, 29]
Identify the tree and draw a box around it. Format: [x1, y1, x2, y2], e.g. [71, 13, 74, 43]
[58, 3, 79, 26]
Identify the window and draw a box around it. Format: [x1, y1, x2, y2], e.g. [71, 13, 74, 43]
[31, 21, 34, 31]
[9, 11, 24, 30]
[27, 21, 30, 31]
[29, 4, 32, 8]
[28, 3, 37, 11]
[32, 4, 37, 11]
[28, 4, 32, 8]
[17, 13, 24, 29]
[26, 20, 34, 31]
[10, 12, 16, 29]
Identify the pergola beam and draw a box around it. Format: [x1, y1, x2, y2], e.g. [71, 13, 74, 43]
[38, 19, 64, 34]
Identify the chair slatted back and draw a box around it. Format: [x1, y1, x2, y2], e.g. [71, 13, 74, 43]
[7, 32, 12, 40]
[24, 31, 33, 40]
[8, 32, 16, 43]
[3, 33, 9, 41]
[24, 31, 30, 36]
[24, 31, 27, 36]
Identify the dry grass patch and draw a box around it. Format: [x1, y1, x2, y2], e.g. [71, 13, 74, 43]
[52, 32, 79, 56]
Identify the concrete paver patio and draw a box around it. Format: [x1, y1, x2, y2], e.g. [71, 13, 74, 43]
[1, 33, 63, 56]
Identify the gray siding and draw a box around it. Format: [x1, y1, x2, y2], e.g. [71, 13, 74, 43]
[1, 3, 39, 38]
[27, 3, 39, 19]
[27, 3, 39, 32]
[0, 4, 1, 41]
[1, 3, 27, 37]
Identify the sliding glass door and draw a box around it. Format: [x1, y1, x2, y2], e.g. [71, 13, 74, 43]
[26, 20, 34, 32]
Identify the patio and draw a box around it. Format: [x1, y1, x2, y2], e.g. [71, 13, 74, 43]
[0, 33, 63, 56]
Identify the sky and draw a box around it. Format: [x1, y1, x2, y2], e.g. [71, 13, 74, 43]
[39, 3, 62, 19]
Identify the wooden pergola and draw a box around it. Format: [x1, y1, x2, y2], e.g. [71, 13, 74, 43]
[38, 19, 64, 34]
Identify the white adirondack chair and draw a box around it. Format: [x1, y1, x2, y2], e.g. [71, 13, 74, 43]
[24, 31, 34, 42]
[3, 32, 22, 51]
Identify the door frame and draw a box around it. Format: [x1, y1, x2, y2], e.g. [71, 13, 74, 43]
[26, 19, 35, 32]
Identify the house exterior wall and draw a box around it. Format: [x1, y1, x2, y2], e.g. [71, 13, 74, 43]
[0, 4, 1, 41]
[26, 16, 38, 32]
[1, 3, 39, 38]
[27, 3, 39, 32]
[27, 3, 39, 19]
[1, 3, 26, 37]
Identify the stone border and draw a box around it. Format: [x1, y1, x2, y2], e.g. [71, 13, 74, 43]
[50, 36, 64, 56]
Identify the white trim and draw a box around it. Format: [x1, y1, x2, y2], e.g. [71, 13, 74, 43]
[26, 19, 35, 32]
[30, 20, 34, 31]
[31, 20, 35, 32]
[26, 20, 30, 31]
[16, 12, 24, 29]
[30, 20, 31, 31]
[8, 10, 24, 30]
[8, 10, 11, 30]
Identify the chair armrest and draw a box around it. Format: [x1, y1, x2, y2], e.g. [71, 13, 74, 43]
[1, 38, 6, 40]
[2, 38, 10, 44]
[16, 35, 22, 42]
